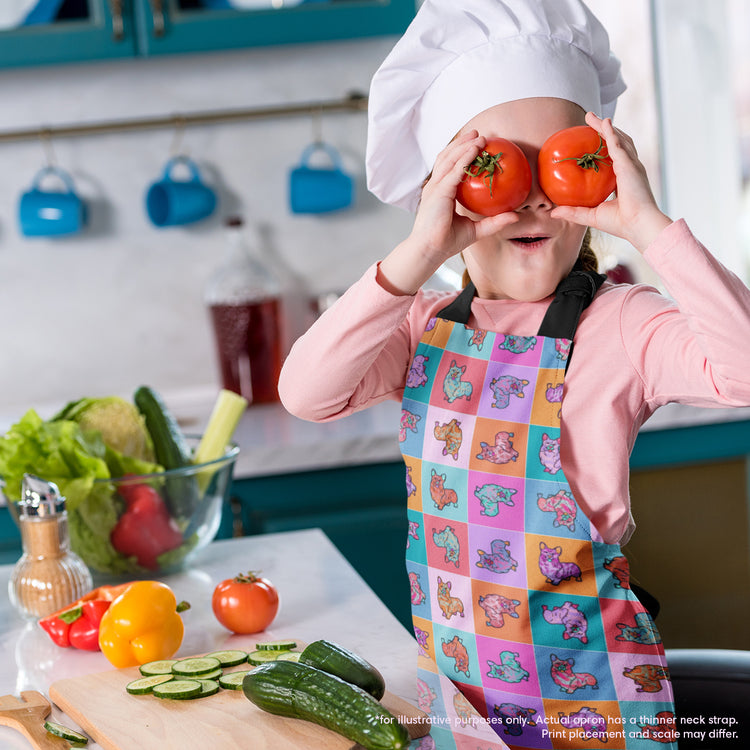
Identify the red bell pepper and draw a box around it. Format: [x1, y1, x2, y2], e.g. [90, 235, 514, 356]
[38, 582, 132, 651]
[110, 484, 183, 570]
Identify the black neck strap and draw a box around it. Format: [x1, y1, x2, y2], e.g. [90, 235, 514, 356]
[437, 270, 605, 340]
[536, 270, 606, 339]
[436, 281, 476, 323]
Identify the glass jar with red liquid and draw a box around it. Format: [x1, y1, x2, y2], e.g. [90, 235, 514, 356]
[205, 217, 283, 404]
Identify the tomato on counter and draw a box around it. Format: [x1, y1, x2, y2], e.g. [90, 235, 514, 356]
[212, 572, 279, 634]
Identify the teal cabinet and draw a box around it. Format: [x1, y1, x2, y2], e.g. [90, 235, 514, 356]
[0, 0, 415, 69]
[137, 0, 416, 57]
[0, 2, 135, 68]
[0, 507, 22, 565]
[231, 461, 413, 631]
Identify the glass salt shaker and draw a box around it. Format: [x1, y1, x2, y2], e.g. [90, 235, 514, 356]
[8, 474, 92, 619]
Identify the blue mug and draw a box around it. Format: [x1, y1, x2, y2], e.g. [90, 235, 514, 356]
[289, 142, 354, 214]
[146, 156, 217, 227]
[18, 166, 87, 238]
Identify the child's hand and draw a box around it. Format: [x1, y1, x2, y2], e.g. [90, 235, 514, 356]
[415, 130, 520, 258]
[550, 113, 671, 253]
[378, 131, 519, 295]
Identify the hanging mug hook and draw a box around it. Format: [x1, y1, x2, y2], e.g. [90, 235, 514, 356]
[169, 115, 188, 159]
[39, 128, 57, 168]
[310, 105, 324, 146]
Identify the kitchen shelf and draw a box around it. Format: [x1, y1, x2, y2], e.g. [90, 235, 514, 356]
[0, 91, 368, 144]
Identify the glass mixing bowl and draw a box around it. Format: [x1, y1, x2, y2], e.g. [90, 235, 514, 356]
[7, 436, 239, 576]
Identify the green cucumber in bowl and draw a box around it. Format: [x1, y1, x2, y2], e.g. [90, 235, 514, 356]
[243, 660, 409, 750]
[299, 639, 385, 700]
[134, 385, 199, 521]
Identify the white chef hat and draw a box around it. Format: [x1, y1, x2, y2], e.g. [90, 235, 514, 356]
[366, 0, 626, 212]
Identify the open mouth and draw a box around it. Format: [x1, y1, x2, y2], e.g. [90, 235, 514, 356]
[510, 236, 550, 247]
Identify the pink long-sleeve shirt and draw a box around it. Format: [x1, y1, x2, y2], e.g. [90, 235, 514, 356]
[279, 220, 750, 545]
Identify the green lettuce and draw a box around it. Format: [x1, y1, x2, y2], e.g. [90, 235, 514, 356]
[53, 396, 155, 463]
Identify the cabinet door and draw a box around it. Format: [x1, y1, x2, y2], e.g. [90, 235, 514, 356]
[0, 0, 136, 69]
[134, 0, 415, 57]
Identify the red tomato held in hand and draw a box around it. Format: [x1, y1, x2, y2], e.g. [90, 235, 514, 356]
[456, 138, 532, 216]
[212, 572, 279, 634]
[538, 125, 616, 207]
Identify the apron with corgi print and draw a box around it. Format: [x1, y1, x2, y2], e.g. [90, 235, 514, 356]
[400, 271, 677, 749]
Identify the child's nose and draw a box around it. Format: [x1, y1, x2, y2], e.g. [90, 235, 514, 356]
[518, 157, 554, 211]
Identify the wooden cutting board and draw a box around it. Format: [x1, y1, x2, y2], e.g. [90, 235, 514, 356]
[49, 645, 430, 750]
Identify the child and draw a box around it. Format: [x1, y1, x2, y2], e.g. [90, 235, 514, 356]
[279, 0, 750, 746]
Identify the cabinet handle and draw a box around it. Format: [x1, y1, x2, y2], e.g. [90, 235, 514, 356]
[108, 0, 124, 41]
[148, 0, 166, 37]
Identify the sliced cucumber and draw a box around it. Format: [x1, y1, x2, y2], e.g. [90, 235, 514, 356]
[188, 679, 220, 699]
[193, 666, 223, 681]
[219, 670, 255, 690]
[152, 679, 203, 700]
[247, 650, 289, 666]
[255, 639, 297, 652]
[276, 651, 301, 662]
[205, 649, 249, 667]
[140, 659, 178, 676]
[172, 656, 222, 676]
[126, 674, 175, 695]
[44, 721, 89, 744]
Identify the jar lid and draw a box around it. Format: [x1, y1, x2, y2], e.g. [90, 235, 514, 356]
[19, 474, 66, 517]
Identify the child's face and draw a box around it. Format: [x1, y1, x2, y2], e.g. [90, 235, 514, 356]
[458, 97, 589, 301]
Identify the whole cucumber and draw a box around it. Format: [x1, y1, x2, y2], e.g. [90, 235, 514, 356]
[299, 639, 385, 700]
[243, 661, 409, 750]
[134, 385, 199, 521]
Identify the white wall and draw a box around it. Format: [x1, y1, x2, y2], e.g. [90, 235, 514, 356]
[0, 2, 659, 418]
[0, 38, 414, 415]
[652, 0, 745, 277]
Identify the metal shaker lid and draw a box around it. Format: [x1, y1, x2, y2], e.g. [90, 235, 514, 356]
[19, 474, 66, 517]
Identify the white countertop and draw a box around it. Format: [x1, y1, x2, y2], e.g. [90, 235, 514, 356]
[0, 529, 418, 750]
[3, 387, 750, 481]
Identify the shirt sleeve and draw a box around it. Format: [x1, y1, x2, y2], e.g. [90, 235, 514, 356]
[622, 219, 750, 409]
[278, 263, 420, 422]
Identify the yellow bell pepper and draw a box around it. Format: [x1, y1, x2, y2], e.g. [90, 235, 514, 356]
[98, 580, 189, 668]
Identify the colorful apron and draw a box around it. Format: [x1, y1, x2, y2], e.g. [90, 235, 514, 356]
[400, 272, 677, 749]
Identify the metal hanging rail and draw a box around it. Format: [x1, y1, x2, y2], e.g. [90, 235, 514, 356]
[0, 91, 368, 144]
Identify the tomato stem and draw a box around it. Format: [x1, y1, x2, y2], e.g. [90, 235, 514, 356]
[234, 571, 261, 584]
[554, 135, 611, 172]
[463, 150, 504, 196]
